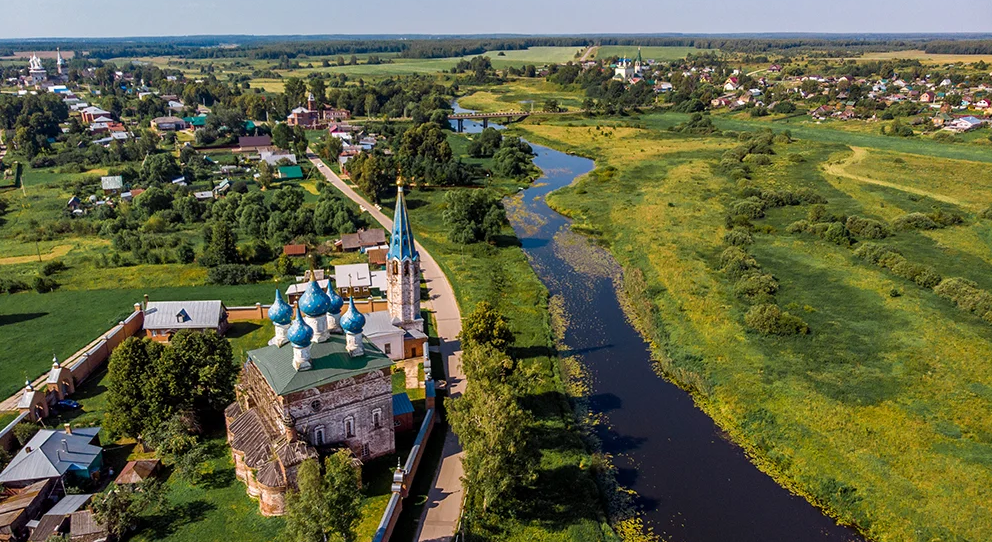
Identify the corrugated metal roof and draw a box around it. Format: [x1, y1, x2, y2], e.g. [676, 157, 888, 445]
[392, 393, 414, 416]
[0, 428, 101, 485]
[44, 493, 91, 516]
[362, 311, 404, 339]
[335, 264, 372, 288]
[143, 300, 224, 330]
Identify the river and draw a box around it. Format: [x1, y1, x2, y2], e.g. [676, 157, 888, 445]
[451, 104, 863, 542]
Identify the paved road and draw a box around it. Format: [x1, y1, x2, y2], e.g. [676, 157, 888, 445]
[305, 150, 466, 541]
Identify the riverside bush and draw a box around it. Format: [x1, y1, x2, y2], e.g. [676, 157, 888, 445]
[744, 304, 809, 335]
[934, 278, 992, 322]
[893, 212, 938, 231]
[724, 229, 754, 246]
[734, 272, 779, 302]
[731, 198, 766, 219]
[720, 246, 760, 280]
[845, 216, 891, 239]
[853, 243, 943, 288]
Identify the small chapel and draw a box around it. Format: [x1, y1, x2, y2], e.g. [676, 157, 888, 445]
[225, 184, 425, 515]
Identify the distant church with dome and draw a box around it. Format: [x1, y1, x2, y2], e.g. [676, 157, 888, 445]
[225, 185, 425, 516]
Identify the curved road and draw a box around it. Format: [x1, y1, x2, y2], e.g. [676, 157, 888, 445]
[305, 150, 466, 542]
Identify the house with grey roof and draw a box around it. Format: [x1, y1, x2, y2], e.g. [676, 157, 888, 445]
[0, 427, 102, 488]
[143, 300, 229, 342]
[100, 176, 122, 194]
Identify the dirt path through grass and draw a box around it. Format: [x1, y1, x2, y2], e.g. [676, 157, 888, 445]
[579, 45, 598, 62]
[823, 146, 964, 206]
[0, 244, 73, 265]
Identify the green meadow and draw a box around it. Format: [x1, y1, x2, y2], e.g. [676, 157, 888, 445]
[594, 45, 715, 61]
[515, 117, 992, 542]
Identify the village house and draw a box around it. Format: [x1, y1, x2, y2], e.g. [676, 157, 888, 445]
[339, 228, 387, 252]
[150, 116, 188, 131]
[100, 176, 123, 195]
[142, 299, 230, 342]
[0, 427, 103, 488]
[236, 135, 273, 153]
[79, 106, 111, 124]
[334, 263, 385, 299]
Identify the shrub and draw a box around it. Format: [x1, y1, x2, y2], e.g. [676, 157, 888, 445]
[744, 304, 809, 335]
[0, 277, 29, 294]
[928, 208, 964, 228]
[33, 276, 59, 293]
[979, 206, 992, 220]
[759, 190, 798, 208]
[731, 198, 766, 219]
[13, 422, 39, 446]
[893, 212, 938, 231]
[807, 204, 829, 223]
[744, 154, 772, 166]
[854, 243, 942, 288]
[787, 153, 806, 163]
[40, 260, 67, 276]
[720, 246, 760, 279]
[823, 222, 853, 246]
[206, 264, 267, 285]
[786, 220, 810, 234]
[734, 273, 779, 302]
[845, 216, 891, 239]
[934, 278, 992, 321]
[175, 244, 195, 264]
[724, 229, 753, 247]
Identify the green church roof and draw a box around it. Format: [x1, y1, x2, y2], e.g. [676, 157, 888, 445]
[248, 334, 392, 396]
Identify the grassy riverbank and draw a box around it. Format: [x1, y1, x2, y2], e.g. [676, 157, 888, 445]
[515, 116, 992, 542]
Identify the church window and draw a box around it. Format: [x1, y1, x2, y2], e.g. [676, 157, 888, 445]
[362, 443, 370, 458]
[392, 261, 399, 274]
[404, 261, 410, 276]
[383, 343, 391, 355]
[314, 426, 325, 446]
[310, 400, 321, 412]
[372, 408, 382, 429]
[344, 416, 355, 438]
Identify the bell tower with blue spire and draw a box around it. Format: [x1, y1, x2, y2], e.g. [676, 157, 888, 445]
[386, 183, 423, 332]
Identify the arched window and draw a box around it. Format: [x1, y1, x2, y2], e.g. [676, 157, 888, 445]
[313, 426, 325, 446]
[404, 261, 410, 276]
[372, 408, 382, 429]
[344, 416, 355, 438]
[392, 261, 399, 275]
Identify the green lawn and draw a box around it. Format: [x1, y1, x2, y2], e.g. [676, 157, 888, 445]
[518, 120, 992, 542]
[0, 283, 286, 399]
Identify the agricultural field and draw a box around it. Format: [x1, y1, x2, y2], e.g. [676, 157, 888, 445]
[855, 50, 992, 64]
[459, 79, 588, 113]
[594, 45, 716, 61]
[517, 116, 992, 542]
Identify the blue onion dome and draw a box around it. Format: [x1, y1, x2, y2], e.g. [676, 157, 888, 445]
[287, 307, 314, 347]
[339, 296, 366, 334]
[299, 279, 330, 316]
[327, 285, 344, 315]
[268, 290, 293, 325]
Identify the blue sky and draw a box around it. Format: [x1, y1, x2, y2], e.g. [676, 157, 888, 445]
[5, 0, 990, 38]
